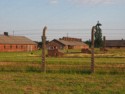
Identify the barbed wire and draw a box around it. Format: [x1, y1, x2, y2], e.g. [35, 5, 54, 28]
[0, 28, 125, 41]
[1, 28, 125, 32]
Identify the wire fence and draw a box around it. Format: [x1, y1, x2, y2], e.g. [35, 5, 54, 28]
[1, 28, 125, 41]
[0, 52, 125, 73]
[0, 28, 125, 73]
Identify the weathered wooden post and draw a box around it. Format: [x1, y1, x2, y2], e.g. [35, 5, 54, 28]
[42, 26, 47, 72]
[91, 26, 96, 73]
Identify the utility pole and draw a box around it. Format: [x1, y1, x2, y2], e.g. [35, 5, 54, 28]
[67, 33, 68, 38]
[41, 26, 47, 72]
[13, 30, 15, 36]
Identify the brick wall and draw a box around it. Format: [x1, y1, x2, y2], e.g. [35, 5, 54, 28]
[47, 41, 64, 50]
[0, 44, 37, 52]
[48, 49, 64, 57]
[68, 45, 89, 50]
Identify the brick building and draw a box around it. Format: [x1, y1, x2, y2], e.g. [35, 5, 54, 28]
[47, 37, 89, 50]
[0, 32, 37, 52]
[105, 39, 125, 48]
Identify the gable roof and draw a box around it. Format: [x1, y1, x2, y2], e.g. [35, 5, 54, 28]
[105, 40, 125, 47]
[54, 39, 88, 46]
[0, 35, 37, 45]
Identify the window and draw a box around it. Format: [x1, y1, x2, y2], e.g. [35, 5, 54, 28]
[34, 45, 37, 49]
[16, 45, 18, 49]
[10, 45, 12, 49]
[21, 45, 23, 49]
[4, 45, 6, 49]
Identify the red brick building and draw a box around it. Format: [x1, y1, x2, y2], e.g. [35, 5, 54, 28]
[47, 37, 89, 50]
[105, 39, 125, 48]
[0, 32, 37, 52]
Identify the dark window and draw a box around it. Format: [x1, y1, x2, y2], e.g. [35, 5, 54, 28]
[4, 45, 6, 49]
[10, 45, 12, 49]
[21, 45, 23, 49]
[16, 45, 18, 49]
[34, 46, 36, 49]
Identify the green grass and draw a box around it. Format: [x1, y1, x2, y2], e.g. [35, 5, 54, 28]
[0, 49, 125, 73]
[0, 49, 125, 93]
[0, 72, 125, 94]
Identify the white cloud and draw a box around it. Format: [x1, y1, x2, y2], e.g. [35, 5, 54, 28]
[49, 0, 58, 4]
[69, 0, 115, 5]
[49, 0, 124, 5]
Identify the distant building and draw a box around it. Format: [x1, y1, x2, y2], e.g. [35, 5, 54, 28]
[0, 32, 37, 52]
[105, 39, 125, 48]
[47, 37, 89, 50]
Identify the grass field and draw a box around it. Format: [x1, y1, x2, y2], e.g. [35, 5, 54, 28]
[0, 48, 125, 94]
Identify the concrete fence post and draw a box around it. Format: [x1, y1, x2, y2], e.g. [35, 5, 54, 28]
[41, 26, 47, 72]
[91, 26, 96, 73]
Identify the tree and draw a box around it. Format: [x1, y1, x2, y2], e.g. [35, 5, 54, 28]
[94, 22, 103, 48]
[85, 39, 91, 47]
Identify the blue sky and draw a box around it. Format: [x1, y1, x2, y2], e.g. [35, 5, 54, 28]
[0, 0, 125, 41]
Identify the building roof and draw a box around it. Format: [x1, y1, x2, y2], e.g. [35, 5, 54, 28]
[105, 40, 125, 47]
[54, 39, 88, 46]
[0, 35, 37, 45]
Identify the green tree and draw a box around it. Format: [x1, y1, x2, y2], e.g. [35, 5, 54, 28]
[94, 22, 103, 48]
[85, 39, 91, 47]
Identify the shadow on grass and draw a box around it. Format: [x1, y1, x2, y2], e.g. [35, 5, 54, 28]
[0, 66, 125, 75]
[46, 69, 91, 74]
[0, 66, 41, 73]
[96, 70, 125, 75]
[0, 67, 91, 74]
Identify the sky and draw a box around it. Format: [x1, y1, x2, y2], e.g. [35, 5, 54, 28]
[0, 0, 125, 41]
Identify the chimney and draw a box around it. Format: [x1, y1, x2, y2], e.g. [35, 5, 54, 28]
[4, 32, 9, 36]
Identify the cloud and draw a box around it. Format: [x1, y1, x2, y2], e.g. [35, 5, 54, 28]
[49, 0, 124, 5]
[49, 0, 58, 4]
[69, 0, 115, 5]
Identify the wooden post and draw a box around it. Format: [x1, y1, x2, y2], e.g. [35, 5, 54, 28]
[41, 26, 47, 72]
[91, 26, 96, 73]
